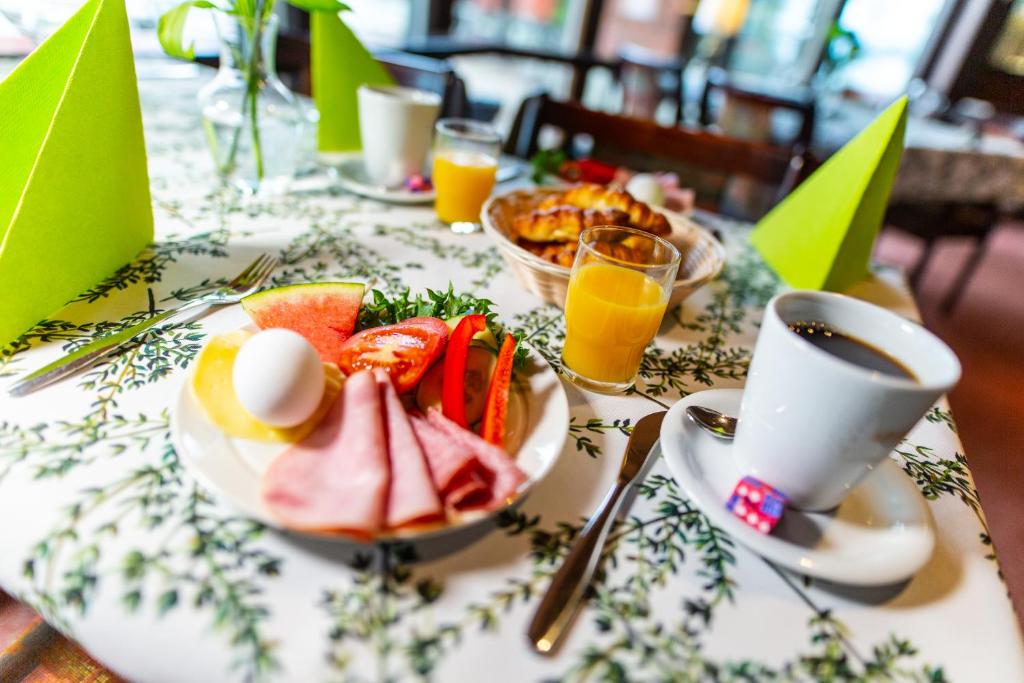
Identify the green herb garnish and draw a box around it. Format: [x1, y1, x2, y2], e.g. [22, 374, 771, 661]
[529, 149, 567, 184]
[357, 284, 529, 369]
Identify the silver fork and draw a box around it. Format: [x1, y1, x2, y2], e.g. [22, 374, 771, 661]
[8, 254, 278, 397]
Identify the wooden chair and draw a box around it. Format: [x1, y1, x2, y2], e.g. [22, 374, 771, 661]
[699, 67, 817, 150]
[614, 43, 685, 124]
[373, 49, 471, 119]
[506, 94, 809, 219]
[885, 200, 1002, 314]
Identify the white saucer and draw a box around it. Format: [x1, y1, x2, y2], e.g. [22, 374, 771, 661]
[659, 388, 935, 586]
[324, 153, 525, 205]
[326, 153, 436, 205]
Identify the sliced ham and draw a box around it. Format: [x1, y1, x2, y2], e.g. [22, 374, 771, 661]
[262, 369, 389, 538]
[443, 469, 490, 509]
[425, 408, 527, 510]
[409, 414, 485, 507]
[376, 369, 444, 528]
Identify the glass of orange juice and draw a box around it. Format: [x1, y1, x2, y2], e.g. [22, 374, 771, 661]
[561, 226, 681, 394]
[432, 119, 501, 233]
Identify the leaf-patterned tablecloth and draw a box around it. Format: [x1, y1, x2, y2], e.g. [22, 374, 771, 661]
[0, 73, 1022, 683]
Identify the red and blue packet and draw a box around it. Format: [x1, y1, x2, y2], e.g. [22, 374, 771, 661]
[727, 476, 787, 534]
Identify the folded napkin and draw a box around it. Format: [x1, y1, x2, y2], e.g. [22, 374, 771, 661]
[0, 0, 153, 347]
[312, 11, 395, 153]
[750, 97, 907, 291]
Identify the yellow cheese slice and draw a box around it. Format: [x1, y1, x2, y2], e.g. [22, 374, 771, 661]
[190, 329, 343, 443]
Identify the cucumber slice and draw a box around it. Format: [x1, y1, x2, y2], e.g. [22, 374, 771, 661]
[445, 315, 499, 351]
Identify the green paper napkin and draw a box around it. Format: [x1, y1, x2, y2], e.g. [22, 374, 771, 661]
[0, 0, 153, 347]
[750, 97, 908, 292]
[312, 11, 395, 152]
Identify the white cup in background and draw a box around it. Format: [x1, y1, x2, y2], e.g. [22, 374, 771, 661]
[734, 291, 961, 511]
[357, 85, 441, 188]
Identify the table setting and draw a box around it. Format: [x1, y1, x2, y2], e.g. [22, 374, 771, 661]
[1, 1, 1023, 681]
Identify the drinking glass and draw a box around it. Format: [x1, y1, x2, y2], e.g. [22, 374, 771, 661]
[561, 226, 681, 394]
[432, 118, 501, 234]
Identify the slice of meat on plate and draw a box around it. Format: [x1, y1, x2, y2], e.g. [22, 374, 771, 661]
[376, 369, 444, 528]
[425, 407, 528, 510]
[263, 369, 389, 539]
[410, 414, 489, 509]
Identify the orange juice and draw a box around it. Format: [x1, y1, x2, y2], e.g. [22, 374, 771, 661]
[562, 262, 668, 385]
[433, 151, 497, 223]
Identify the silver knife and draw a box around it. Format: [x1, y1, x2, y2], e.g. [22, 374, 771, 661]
[527, 410, 666, 654]
[7, 307, 188, 397]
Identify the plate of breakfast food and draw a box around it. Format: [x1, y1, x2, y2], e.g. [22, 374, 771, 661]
[171, 282, 569, 543]
[482, 183, 725, 307]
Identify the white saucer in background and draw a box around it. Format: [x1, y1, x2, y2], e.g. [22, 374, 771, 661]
[327, 153, 436, 205]
[323, 153, 525, 205]
[659, 388, 935, 586]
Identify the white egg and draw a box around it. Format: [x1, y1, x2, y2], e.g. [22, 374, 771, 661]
[232, 329, 325, 428]
[626, 173, 665, 207]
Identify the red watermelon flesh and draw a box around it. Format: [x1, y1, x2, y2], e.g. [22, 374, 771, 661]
[241, 282, 365, 366]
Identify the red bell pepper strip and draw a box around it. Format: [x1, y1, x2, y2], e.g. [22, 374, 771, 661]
[442, 314, 487, 428]
[480, 334, 517, 446]
[560, 158, 618, 185]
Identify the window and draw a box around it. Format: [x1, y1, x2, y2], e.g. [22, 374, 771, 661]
[729, 0, 843, 85]
[990, 0, 1024, 76]
[832, 0, 950, 98]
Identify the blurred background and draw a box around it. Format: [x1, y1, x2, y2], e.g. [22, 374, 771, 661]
[1, 0, 1022, 620]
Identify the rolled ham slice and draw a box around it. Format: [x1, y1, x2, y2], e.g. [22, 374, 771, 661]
[409, 414, 488, 508]
[425, 408, 527, 510]
[376, 369, 444, 528]
[263, 369, 389, 538]
[443, 470, 490, 509]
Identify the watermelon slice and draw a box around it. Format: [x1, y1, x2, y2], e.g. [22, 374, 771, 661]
[241, 282, 364, 366]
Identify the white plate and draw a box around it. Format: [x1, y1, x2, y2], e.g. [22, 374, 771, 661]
[171, 316, 570, 544]
[323, 153, 524, 206]
[326, 153, 437, 205]
[323, 153, 524, 205]
[659, 388, 935, 586]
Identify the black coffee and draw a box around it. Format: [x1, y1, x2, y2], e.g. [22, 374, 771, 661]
[788, 321, 916, 381]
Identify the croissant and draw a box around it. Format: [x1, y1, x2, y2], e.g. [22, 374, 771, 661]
[517, 232, 658, 267]
[513, 206, 631, 243]
[538, 184, 671, 236]
[516, 239, 578, 267]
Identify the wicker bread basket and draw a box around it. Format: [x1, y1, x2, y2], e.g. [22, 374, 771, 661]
[481, 187, 726, 308]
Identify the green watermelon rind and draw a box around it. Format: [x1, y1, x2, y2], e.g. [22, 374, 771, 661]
[242, 282, 365, 310]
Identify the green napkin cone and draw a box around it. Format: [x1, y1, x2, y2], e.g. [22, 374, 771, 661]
[312, 11, 395, 152]
[750, 97, 908, 291]
[0, 0, 153, 347]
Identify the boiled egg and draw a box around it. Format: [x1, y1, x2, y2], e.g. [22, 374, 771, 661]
[232, 329, 325, 428]
[626, 173, 665, 207]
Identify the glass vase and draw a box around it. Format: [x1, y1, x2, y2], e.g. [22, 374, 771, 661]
[198, 10, 306, 195]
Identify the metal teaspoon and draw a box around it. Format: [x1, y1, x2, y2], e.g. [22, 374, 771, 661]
[685, 405, 737, 439]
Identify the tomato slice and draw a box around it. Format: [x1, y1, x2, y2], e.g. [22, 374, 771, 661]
[337, 317, 448, 393]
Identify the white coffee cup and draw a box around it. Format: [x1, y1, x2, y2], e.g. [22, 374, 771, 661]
[734, 291, 960, 511]
[357, 85, 441, 188]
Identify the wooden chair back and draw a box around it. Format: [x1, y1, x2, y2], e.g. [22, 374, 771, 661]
[374, 49, 470, 119]
[506, 94, 809, 217]
[699, 67, 817, 150]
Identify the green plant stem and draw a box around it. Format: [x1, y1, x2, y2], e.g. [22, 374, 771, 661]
[217, 2, 268, 185]
[248, 0, 267, 182]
